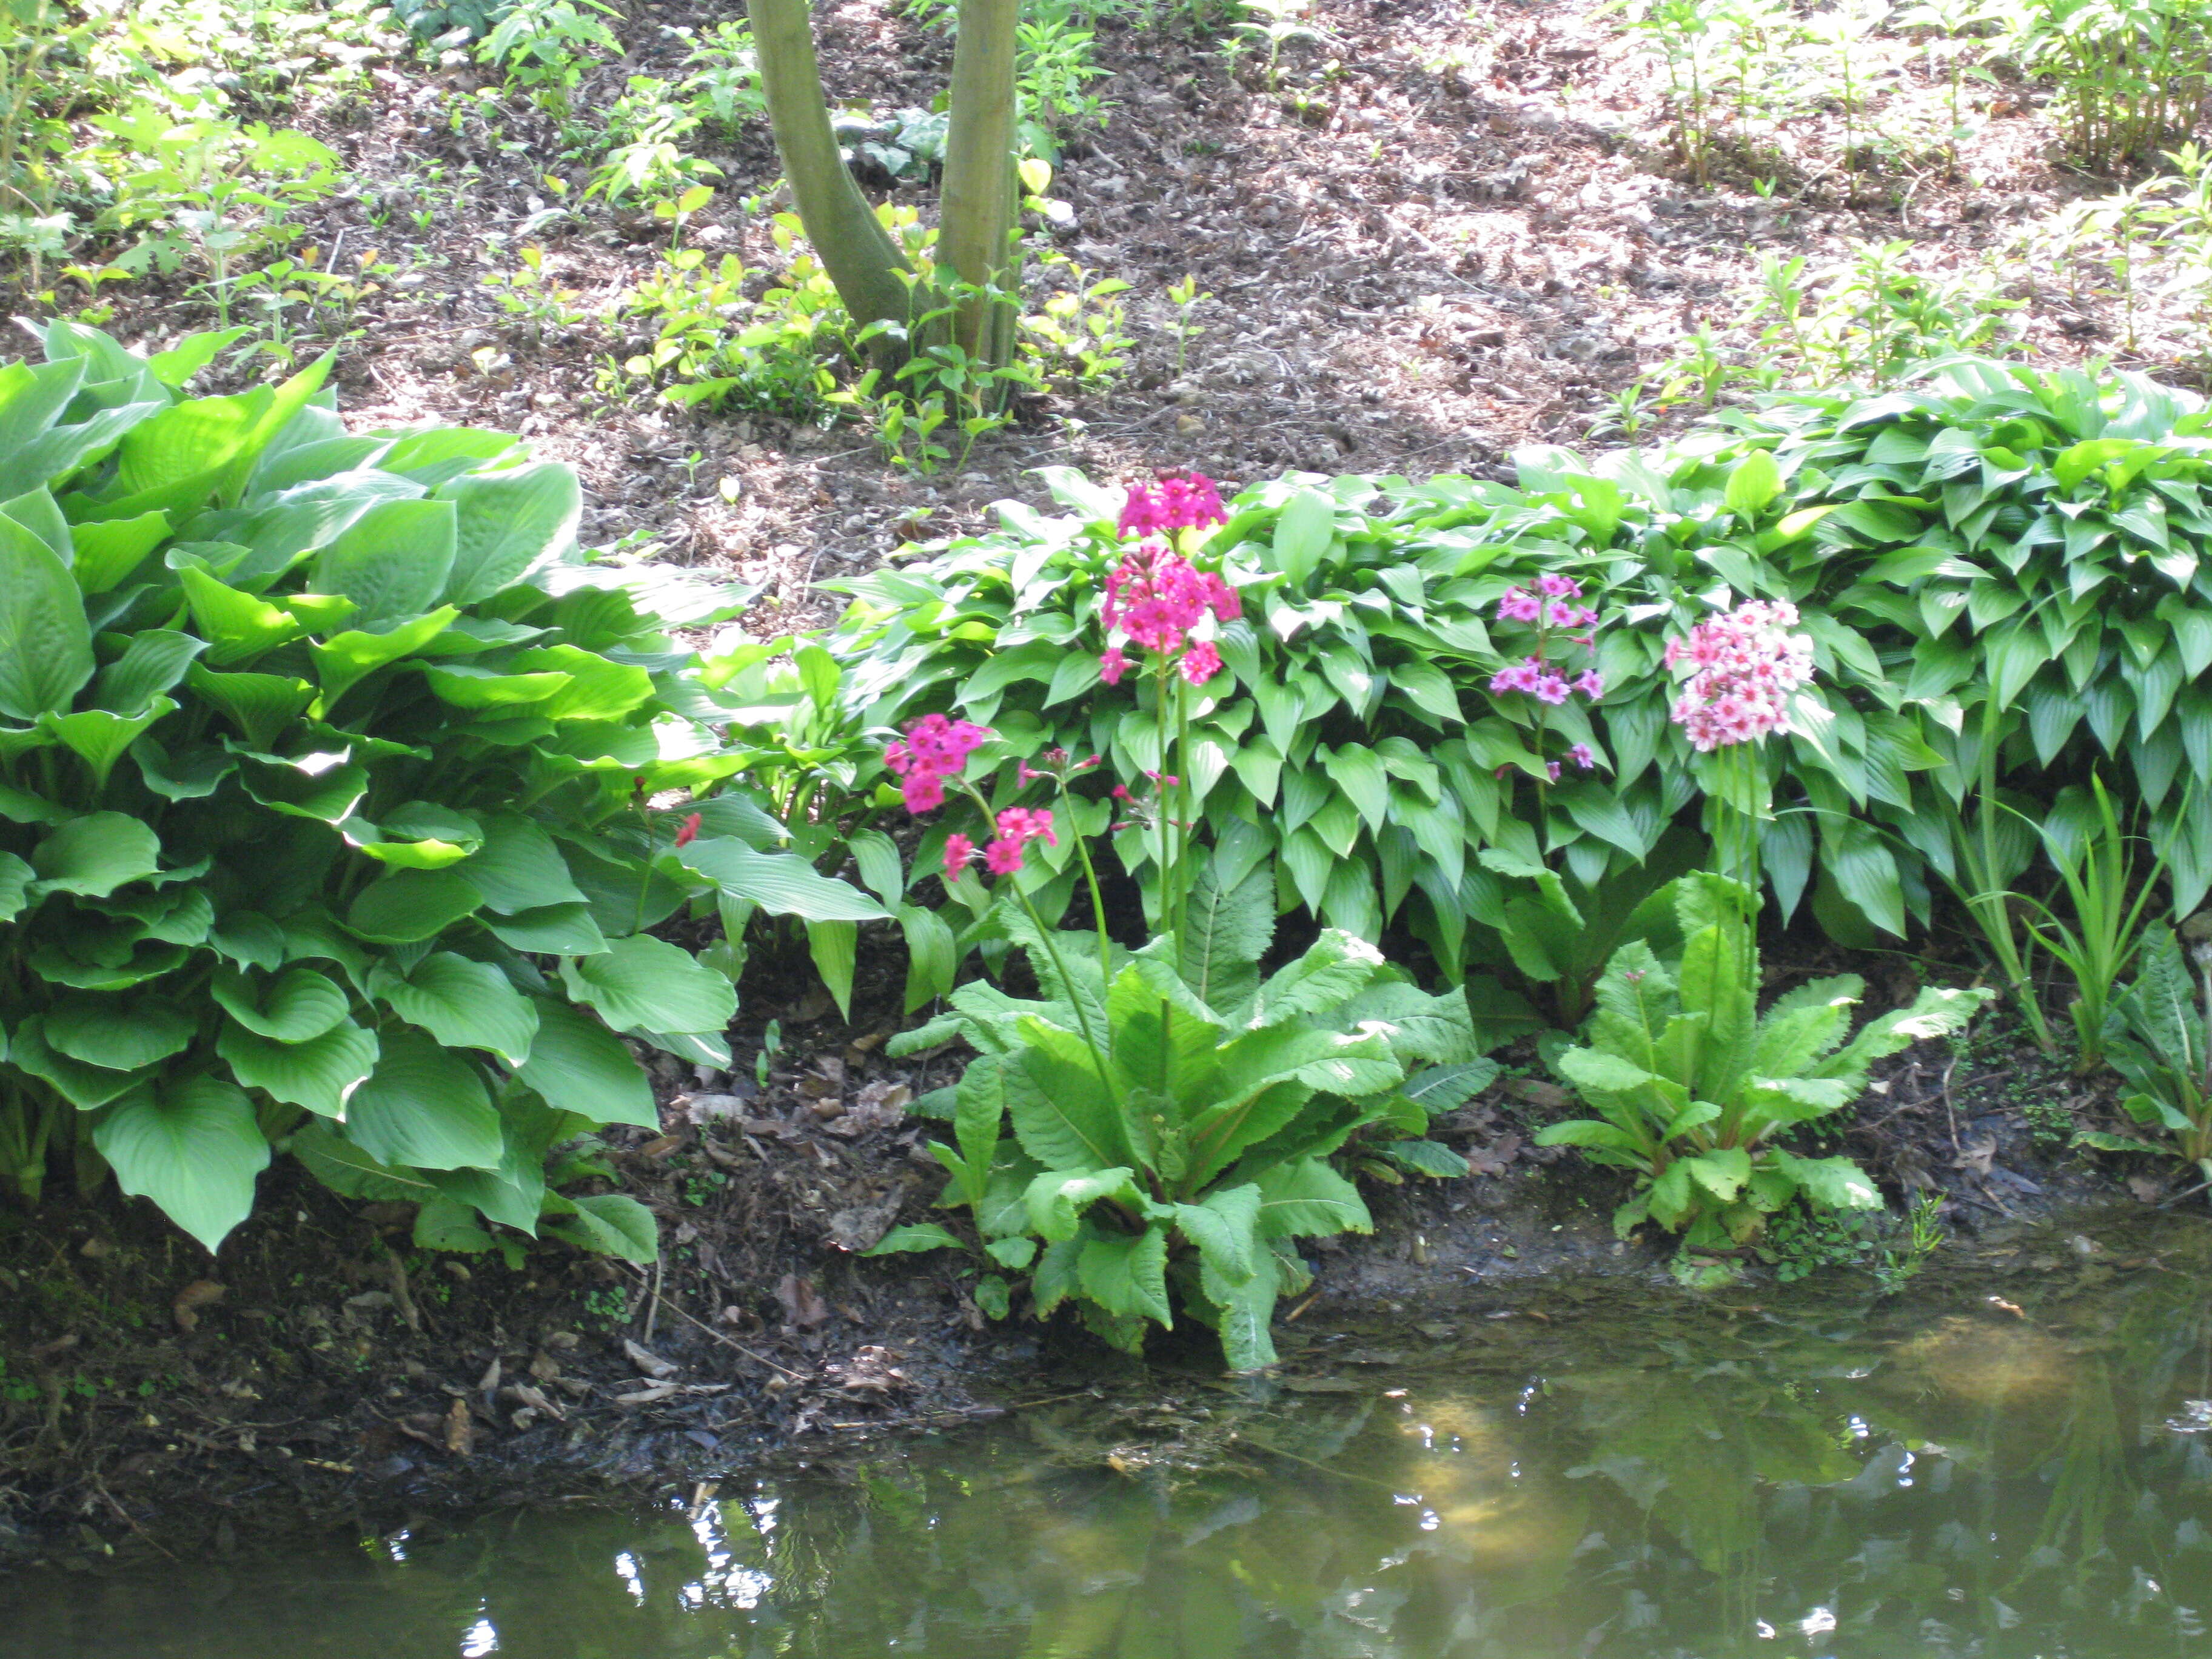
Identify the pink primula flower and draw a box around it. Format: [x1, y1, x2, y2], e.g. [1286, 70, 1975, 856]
[1180, 639, 1223, 685]
[1664, 599, 1814, 752]
[942, 834, 975, 882]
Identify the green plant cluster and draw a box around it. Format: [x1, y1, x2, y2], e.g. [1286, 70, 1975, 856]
[0, 0, 382, 298]
[871, 860, 1495, 1367]
[0, 322, 884, 1261]
[825, 361, 2212, 1025]
[1538, 874, 1987, 1245]
[1618, 0, 2207, 187]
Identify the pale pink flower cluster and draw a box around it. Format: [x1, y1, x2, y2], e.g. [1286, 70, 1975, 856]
[885, 712, 990, 813]
[1664, 599, 1814, 752]
[1117, 474, 1228, 539]
[1099, 532, 1239, 688]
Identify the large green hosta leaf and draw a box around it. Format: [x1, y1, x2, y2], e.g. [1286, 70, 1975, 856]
[95, 1077, 270, 1253]
[0, 512, 93, 720]
[556, 934, 737, 1037]
[341, 1032, 501, 1170]
[217, 1018, 379, 1118]
[370, 952, 539, 1064]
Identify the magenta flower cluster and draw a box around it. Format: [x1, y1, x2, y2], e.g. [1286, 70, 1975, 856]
[1099, 475, 1239, 689]
[1664, 598, 1814, 752]
[884, 712, 990, 813]
[1495, 572, 1600, 634]
[943, 806, 1058, 882]
[1488, 658, 1604, 707]
[1487, 573, 1603, 781]
[1116, 474, 1228, 539]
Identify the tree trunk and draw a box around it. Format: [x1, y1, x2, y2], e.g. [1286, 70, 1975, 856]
[743, 0, 914, 338]
[939, 0, 1020, 368]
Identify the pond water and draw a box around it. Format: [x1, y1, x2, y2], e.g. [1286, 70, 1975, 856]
[15, 1222, 2212, 1659]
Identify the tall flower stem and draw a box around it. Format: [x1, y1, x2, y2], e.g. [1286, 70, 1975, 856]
[1170, 667, 1194, 948]
[1012, 878, 1119, 1107]
[1067, 804, 1114, 984]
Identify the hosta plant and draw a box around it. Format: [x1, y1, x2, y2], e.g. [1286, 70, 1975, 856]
[1537, 875, 1989, 1247]
[0, 321, 883, 1258]
[875, 885, 1496, 1370]
[823, 457, 1894, 1000]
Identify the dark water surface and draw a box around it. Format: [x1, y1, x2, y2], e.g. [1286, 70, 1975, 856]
[15, 1221, 2212, 1658]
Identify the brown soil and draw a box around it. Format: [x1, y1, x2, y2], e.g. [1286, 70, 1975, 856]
[0, 0, 2192, 1563]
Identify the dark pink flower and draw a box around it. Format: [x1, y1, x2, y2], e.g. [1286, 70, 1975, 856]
[995, 806, 1057, 848]
[1099, 646, 1128, 685]
[673, 812, 702, 848]
[983, 837, 1025, 876]
[943, 833, 975, 881]
[1567, 742, 1595, 769]
[1495, 586, 1543, 624]
[901, 773, 946, 813]
[1180, 639, 1223, 685]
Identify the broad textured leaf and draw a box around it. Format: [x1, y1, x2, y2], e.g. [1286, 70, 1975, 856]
[463, 814, 589, 913]
[441, 461, 581, 602]
[94, 1078, 269, 1252]
[1078, 1222, 1173, 1326]
[1007, 1045, 1130, 1171]
[217, 1017, 379, 1118]
[309, 496, 458, 627]
[0, 511, 93, 719]
[675, 837, 888, 922]
[1175, 1182, 1262, 1282]
[44, 996, 195, 1071]
[345, 868, 484, 942]
[515, 997, 657, 1128]
[558, 933, 736, 1036]
[310, 606, 460, 706]
[372, 952, 540, 1063]
[30, 813, 161, 897]
[343, 1031, 501, 1170]
[1253, 1157, 1372, 1238]
[546, 1191, 659, 1262]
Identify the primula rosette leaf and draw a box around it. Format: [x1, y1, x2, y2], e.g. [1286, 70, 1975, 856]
[1542, 876, 1991, 1243]
[879, 896, 1491, 1369]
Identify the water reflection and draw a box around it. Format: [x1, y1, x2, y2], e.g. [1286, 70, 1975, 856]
[16, 1229, 2212, 1658]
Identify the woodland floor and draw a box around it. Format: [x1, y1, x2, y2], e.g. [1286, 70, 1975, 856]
[0, 0, 2197, 1564]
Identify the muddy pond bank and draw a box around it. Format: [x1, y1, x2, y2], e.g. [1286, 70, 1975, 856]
[0, 957, 2180, 1570]
[10, 1205, 2212, 1658]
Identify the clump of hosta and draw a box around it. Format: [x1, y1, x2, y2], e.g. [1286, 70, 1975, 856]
[0, 322, 882, 1258]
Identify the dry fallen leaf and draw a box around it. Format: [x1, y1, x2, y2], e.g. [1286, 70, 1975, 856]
[172, 1280, 226, 1332]
[2130, 1174, 2167, 1204]
[623, 1338, 678, 1379]
[776, 1273, 830, 1330]
[1503, 1078, 1573, 1111]
[825, 1079, 911, 1138]
[1952, 1138, 1998, 1177]
[443, 1396, 475, 1457]
[1465, 1131, 1523, 1176]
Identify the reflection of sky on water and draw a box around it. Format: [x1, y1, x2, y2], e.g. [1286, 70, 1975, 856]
[17, 1240, 2212, 1658]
